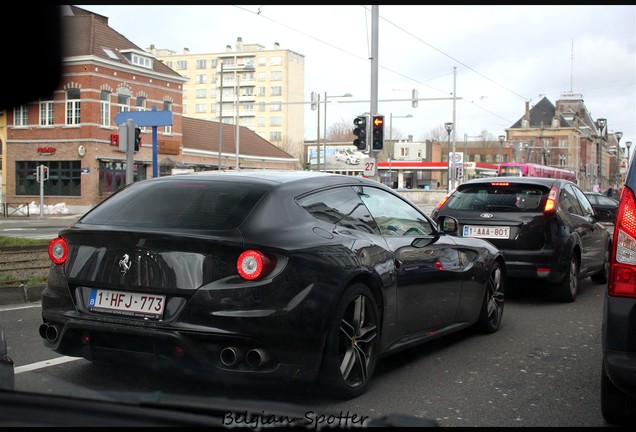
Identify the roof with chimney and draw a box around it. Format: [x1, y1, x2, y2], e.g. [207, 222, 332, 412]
[510, 94, 598, 137]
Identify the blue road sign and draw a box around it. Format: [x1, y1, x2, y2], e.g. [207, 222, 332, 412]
[115, 108, 172, 127]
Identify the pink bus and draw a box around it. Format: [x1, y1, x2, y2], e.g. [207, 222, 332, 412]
[498, 162, 576, 182]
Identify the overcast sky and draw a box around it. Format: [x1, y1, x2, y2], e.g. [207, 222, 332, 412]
[82, 4, 635, 150]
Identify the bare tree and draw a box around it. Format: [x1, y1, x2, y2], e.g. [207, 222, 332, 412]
[327, 118, 355, 142]
[420, 124, 449, 143]
[275, 135, 303, 167]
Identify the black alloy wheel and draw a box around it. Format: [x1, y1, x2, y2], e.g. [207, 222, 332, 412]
[477, 261, 504, 333]
[319, 283, 379, 399]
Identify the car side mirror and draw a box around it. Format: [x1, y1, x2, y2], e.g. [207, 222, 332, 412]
[595, 209, 614, 222]
[436, 215, 459, 234]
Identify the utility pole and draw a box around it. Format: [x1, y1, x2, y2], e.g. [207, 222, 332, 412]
[370, 5, 380, 181]
[451, 66, 458, 189]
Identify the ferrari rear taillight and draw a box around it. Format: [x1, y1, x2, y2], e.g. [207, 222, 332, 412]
[544, 185, 558, 213]
[48, 237, 68, 265]
[237, 249, 273, 281]
[609, 186, 636, 298]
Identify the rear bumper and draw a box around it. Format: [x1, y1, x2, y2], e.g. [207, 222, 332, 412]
[602, 294, 636, 398]
[40, 316, 315, 382]
[498, 248, 566, 284]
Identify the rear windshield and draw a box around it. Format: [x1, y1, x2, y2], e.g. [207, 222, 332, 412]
[80, 179, 271, 230]
[446, 183, 548, 212]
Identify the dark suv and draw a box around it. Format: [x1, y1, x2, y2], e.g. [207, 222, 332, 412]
[431, 176, 611, 302]
[602, 164, 636, 425]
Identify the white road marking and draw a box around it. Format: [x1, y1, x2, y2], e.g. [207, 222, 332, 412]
[15, 356, 82, 374]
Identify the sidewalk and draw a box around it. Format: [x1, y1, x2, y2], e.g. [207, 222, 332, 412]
[0, 284, 45, 306]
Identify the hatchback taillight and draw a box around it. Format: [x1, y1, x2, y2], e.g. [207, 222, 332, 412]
[236, 249, 274, 281]
[609, 186, 636, 298]
[434, 193, 451, 212]
[544, 185, 558, 213]
[48, 237, 68, 265]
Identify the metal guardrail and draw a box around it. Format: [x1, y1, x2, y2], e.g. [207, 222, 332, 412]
[1, 203, 30, 218]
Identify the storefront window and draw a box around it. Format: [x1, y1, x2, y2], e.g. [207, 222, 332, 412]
[15, 161, 81, 196]
[99, 160, 147, 196]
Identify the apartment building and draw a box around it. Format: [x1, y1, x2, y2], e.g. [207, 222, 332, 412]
[147, 37, 306, 161]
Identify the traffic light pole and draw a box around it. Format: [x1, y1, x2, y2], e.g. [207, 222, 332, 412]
[125, 118, 135, 185]
[370, 5, 380, 177]
[39, 165, 45, 217]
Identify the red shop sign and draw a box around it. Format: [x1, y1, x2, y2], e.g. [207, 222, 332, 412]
[37, 147, 57, 155]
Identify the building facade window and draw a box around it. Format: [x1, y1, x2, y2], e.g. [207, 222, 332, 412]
[270, 116, 282, 127]
[40, 100, 54, 126]
[258, 102, 266, 112]
[163, 101, 172, 134]
[270, 86, 282, 96]
[270, 56, 282, 66]
[15, 160, 81, 196]
[117, 93, 130, 114]
[176, 60, 187, 70]
[269, 131, 282, 141]
[136, 96, 147, 131]
[270, 71, 282, 81]
[196, 59, 207, 69]
[196, 89, 207, 98]
[66, 88, 81, 126]
[100, 90, 111, 127]
[258, 117, 266, 127]
[130, 53, 152, 69]
[13, 105, 28, 127]
[270, 102, 281, 112]
[195, 103, 206, 113]
[195, 74, 206, 84]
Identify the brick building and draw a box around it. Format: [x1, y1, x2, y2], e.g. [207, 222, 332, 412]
[1, 5, 296, 214]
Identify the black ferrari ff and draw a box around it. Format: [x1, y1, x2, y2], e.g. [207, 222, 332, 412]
[40, 171, 505, 399]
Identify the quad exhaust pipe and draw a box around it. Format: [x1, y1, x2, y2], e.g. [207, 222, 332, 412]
[219, 346, 270, 369]
[220, 346, 243, 367]
[39, 324, 59, 342]
[245, 348, 269, 368]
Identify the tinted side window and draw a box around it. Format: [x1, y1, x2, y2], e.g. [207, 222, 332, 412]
[570, 184, 594, 216]
[297, 186, 380, 235]
[559, 185, 584, 216]
[356, 186, 434, 236]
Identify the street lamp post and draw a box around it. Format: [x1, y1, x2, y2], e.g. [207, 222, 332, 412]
[542, 148, 551, 165]
[445, 122, 453, 192]
[498, 135, 506, 163]
[323, 92, 352, 171]
[615, 131, 623, 189]
[217, 61, 224, 170]
[596, 118, 607, 191]
[234, 63, 255, 171]
[389, 113, 413, 187]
